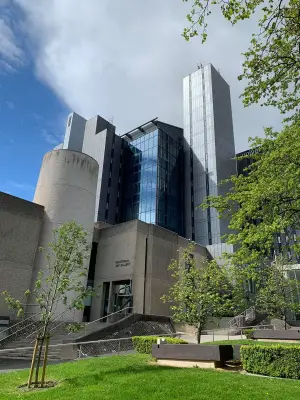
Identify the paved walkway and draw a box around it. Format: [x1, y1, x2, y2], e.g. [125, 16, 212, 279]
[177, 333, 246, 343]
[0, 358, 61, 373]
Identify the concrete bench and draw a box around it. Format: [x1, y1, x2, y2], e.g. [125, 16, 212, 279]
[253, 329, 300, 342]
[152, 344, 233, 369]
[0, 316, 10, 326]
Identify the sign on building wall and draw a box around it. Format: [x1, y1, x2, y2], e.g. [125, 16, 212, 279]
[115, 260, 131, 268]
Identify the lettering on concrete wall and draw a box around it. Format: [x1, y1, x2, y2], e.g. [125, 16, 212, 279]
[115, 260, 131, 268]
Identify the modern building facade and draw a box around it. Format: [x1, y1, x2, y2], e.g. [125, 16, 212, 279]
[62, 65, 237, 245]
[0, 185, 208, 322]
[64, 114, 185, 236]
[121, 119, 184, 236]
[183, 64, 236, 246]
[0, 62, 241, 323]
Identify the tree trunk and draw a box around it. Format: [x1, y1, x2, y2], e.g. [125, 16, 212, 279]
[284, 313, 287, 330]
[197, 323, 202, 344]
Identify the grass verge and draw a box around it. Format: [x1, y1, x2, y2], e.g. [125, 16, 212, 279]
[1, 354, 300, 399]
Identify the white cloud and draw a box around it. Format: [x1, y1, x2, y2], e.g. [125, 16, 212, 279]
[31, 112, 43, 121]
[0, 15, 24, 70]
[5, 100, 15, 109]
[41, 128, 60, 145]
[16, 0, 283, 151]
[9, 181, 35, 191]
[0, 59, 16, 73]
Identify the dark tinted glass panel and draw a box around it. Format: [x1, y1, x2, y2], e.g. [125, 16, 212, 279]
[121, 127, 184, 235]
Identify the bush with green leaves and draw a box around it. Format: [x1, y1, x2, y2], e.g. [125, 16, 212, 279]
[241, 344, 300, 379]
[243, 329, 254, 339]
[132, 336, 188, 354]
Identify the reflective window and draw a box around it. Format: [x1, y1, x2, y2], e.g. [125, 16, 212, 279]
[121, 127, 184, 235]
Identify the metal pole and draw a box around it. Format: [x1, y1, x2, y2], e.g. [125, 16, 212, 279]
[118, 340, 121, 356]
[213, 331, 214, 342]
[79, 345, 82, 359]
[228, 331, 229, 341]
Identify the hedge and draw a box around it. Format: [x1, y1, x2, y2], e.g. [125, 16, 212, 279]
[132, 336, 188, 354]
[243, 328, 254, 339]
[241, 344, 300, 379]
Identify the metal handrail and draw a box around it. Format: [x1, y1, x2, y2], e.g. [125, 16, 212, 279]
[0, 332, 180, 353]
[0, 313, 39, 338]
[26, 308, 75, 340]
[0, 316, 42, 347]
[228, 306, 256, 328]
[47, 309, 76, 336]
[84, 306, 134, 327]
[201, 324, 275, 334]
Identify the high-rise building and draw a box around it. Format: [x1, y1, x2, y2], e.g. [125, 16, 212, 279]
[62, 63, 236, 246]
[183, 63, 236, 246]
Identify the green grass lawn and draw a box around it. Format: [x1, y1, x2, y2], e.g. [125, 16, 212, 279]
[203, 339, 300, 346]
[1, 354, 300, 400]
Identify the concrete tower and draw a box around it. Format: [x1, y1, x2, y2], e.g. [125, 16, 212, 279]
[30, 150, 99, 321]
[63, 112, 87, 152]
[183, 64, 236, 246]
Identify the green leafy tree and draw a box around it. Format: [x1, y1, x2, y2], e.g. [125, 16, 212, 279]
[2, 221, 95, 388]
[161, 243, 236, 343]
[255, 255, 300, 328]
[204, 121, 300, 270]
[183, 0, 300, 121]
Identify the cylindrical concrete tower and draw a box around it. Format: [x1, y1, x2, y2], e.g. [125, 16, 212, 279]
[29, 150, 99, 321]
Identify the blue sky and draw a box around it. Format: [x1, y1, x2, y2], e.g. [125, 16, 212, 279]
[0, 65, 68, 201]
[0, 1, 283, 203]
[0, 1, 68, 201]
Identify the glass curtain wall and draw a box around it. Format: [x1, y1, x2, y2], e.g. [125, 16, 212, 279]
[122, 127, 184, 236]
[157, 130, 184, 235]
[123, 130, 158, 224]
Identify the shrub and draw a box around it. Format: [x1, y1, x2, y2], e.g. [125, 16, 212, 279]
[243, 328, 254, 339]
[241, 344, 300, 379]
[132, 336, 188, 354]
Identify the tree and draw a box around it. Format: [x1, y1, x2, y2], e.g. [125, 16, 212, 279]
[2, 221, 95, 389]
[255, 255, 300, 328]
[161, 243, 236, 343]
[204, 120, 300, 270]
[183, 0, 300, 122]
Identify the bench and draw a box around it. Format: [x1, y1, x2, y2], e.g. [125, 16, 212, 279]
[152, 344, 233, 368]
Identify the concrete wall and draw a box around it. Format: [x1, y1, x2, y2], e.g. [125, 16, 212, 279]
[82, 115, 121, 225]
[63, 112, 87, 152]
[0, 192, 44, 317]
[32, 150, 99, 320]
[90, 220, 209, 320]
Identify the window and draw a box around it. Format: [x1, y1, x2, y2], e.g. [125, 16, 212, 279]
[185, 254, 194, 271]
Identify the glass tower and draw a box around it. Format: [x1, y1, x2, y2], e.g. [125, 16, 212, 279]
[121, 119, 184, 236]
[183, 64, 236, 246]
